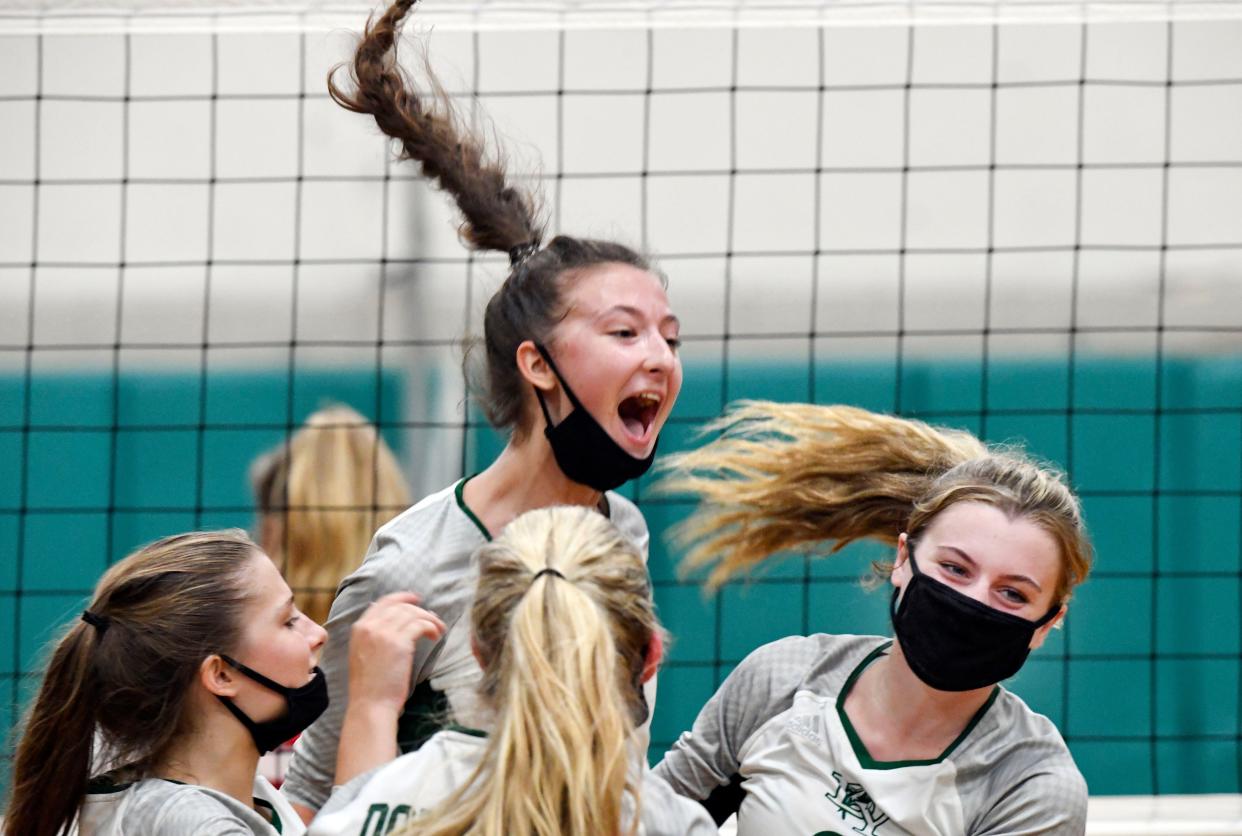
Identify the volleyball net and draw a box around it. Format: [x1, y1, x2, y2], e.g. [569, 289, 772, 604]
[2, 1, 1242, 829]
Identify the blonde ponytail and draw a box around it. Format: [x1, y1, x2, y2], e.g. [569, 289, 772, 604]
[400, 506, 656, 836]
[659, 401, 987, 588]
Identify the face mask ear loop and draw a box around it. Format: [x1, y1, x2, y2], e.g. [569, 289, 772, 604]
[220, 653, 290, 696]
[534, 343, 586, 412]
[1032, 601, 1063, 629]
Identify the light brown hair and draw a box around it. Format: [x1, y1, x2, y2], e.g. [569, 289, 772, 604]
[252, 405, 411, 624]
[5, 530, 259, 836]
[400, 506, 659, 836]
[661, 401, 1092, 602]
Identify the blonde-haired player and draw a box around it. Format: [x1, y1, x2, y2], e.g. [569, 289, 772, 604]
[252, 404, 412, 627]
[655, 402, 1092, 835]
[308, 506, 714, 836]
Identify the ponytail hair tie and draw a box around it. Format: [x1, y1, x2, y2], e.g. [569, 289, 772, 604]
[81, 610, 110, 634]
[531, 567, 565, 583]
[508, 241, 539, 268]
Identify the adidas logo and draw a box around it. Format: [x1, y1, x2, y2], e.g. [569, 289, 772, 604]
[785, 714, 823, 744]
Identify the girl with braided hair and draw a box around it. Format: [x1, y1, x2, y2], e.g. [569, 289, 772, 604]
[653, 402, 1093, 835]
[281, 0, 683, 820]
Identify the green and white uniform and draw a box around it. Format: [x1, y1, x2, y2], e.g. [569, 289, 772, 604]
[306, 727, 716, 836]
[283, 479, 651, 812]
[77, 774, 304, 836]
[655, 634, 1087, 836]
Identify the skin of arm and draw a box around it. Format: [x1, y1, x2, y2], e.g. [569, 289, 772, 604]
[334, 593, 446, 788]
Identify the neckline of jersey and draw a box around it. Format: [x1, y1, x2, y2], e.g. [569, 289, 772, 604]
[89, 776, 283, 833]
[835, 640, 1001, 770]
[454, 475, 493, 541]
[254, 796, 283, 833]
[453, 475, 616, 543]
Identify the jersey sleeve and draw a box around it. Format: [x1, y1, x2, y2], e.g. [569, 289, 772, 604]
[639, 770, 721, 836]
[652, 636, 810, 803]
[282, 526, 437, 812]
[970, 763, 1088, 836]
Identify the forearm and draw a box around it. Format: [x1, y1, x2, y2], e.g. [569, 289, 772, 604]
[335, 697, 402, 788]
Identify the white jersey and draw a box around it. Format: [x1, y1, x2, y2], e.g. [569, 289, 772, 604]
[307, 728, 716, 836]
[283, 479, 652, 811]
[655, 634, 1087, 836]
[77, 774, 304, 836]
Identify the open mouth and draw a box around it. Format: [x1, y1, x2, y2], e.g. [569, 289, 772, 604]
[618, 392, 661, 440]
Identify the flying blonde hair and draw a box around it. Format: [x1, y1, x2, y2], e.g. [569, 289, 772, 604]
[398, 505, 659, 836]
[252, 405, 411, 624]
[660, 401, 1092, 602]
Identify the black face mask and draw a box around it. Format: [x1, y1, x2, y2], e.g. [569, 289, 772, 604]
[217, 655, 329, 754]
[891, 545, 1061, 692]
[533, 344, 658, 493]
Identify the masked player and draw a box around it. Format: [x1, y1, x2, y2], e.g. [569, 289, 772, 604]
[654, 403, 1092, 835]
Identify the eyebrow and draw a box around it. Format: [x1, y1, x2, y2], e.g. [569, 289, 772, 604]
[595, 305, 680, 328]
[937, 545, 1043, 592]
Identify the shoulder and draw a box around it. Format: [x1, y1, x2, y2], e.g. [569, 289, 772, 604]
[344, 481, 486, 592]
[962, 690, 1088, 834]
[732, 633, 886, 696]
[709, 634, 886, 738]
[372, 481, 477, 554]
[603, 491, 650, 552]
[109, 780, 261, 835]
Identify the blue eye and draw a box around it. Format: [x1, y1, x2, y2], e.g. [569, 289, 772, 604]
[1000, 588, 1030, 605]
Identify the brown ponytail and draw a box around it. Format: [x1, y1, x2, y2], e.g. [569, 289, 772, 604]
[329, 0, 656, 437]
[660, 401, 1091, 601]
[5, 531, 257, 836]
[328, 0, 542, 253]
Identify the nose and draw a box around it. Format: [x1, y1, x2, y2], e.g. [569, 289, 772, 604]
[644, 331, 676, 375]
[959, 579, 992, 608]
[306, 619, 328, 655]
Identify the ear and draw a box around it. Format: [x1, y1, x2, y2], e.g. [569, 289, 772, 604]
[470, 635, 484, 669]
[891, 532, 912, 591]
[1029, 604, 1067, 651]
[640, 630, 664, 684]
[199, 654, 241, 699]
[515, 340, 556, 393]
[258, 514, 284, 560]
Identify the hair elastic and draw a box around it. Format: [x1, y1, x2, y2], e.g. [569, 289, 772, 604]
[508, 241, 539, 267]
[81, 610, 110, 634]
[531, 567, 565, 583]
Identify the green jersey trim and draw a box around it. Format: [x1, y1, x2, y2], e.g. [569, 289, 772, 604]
[445, 723, 489, 739]
[836, 641, 1001, 770]
[86, 775, 135, 795]
[254, 797, 282, 833]
[454, 476, 492, 541]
